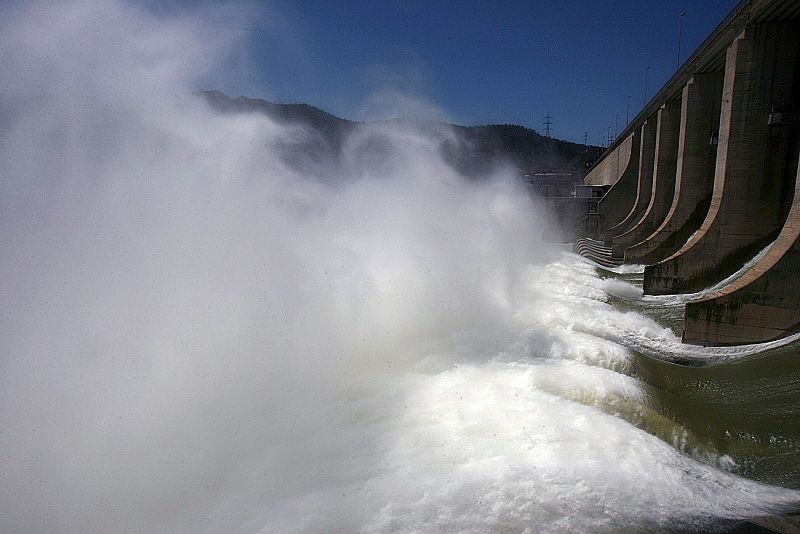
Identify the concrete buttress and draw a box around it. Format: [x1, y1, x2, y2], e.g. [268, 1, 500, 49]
[611, 99, 681, 258]
[608, 119, 658, 238]
[591, 130, 641, 243]
[625, 72, 724, 265]
[643, 22, 800, 295]
[684, 150, 800, 345]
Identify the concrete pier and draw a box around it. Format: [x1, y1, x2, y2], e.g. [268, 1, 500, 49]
[578, 0, 800, 345]
[607, 120, 657, 238]
[684, 156, 800, 345]
[625, 72, 723, 265]
[586, 131, 641, 241]
[611, 99, 681, 258]
[644, 23, 799, 295]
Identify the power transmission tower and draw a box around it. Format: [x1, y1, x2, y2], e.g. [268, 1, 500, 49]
[584, 131, 588, 145]
[543, 113, 553, 138]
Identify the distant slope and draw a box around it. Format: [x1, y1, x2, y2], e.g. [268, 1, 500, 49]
[446, 123, 602, 177]
[199, 90, 602, 179]
[201, 90, 354, 148]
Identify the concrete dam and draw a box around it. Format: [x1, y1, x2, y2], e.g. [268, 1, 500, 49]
[576, 0, 800, 347]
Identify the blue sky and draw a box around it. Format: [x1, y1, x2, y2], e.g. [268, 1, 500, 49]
[210, 0, 740, 145]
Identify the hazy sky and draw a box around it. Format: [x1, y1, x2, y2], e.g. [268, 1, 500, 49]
[206, 0, 740, 145]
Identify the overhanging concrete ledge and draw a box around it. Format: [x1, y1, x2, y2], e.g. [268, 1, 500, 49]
[683, 154, 800, 345]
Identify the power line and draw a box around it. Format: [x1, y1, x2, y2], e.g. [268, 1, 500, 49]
[543, 113, 553, 138]
[626, 96, 631, 125]
[677, 11, 686, 68]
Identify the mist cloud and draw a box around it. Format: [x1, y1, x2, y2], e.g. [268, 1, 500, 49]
[0, 1, 552, 531]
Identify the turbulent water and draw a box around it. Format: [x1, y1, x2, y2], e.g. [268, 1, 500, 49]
[2, 1, 799, 533]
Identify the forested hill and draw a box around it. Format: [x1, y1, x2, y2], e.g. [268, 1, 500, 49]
[200, 90, 603, 178]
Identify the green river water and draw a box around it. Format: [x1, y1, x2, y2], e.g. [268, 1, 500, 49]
[605, 269, 800, 492]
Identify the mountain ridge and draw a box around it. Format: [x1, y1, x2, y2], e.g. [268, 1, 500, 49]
[199, 90, 603, 179]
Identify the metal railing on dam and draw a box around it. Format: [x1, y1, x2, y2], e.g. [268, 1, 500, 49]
[576, 0, 800, 346]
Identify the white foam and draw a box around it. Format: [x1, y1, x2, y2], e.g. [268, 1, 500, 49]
[599, 278, 645, 300]
[528, 253, 800, 364]
[602, 263, 647, 275]
[642, 243, 775, 306]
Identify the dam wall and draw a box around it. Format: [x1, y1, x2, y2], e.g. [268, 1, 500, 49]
[608, 119, 658, 238]
[683, 155, 800, 345]
[574, 0, 800, 346]
[584, 132, 640, 242]
[611, 99, 682, 258]
[625, 72, 724, 265]
[644, 22, 800, 295]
